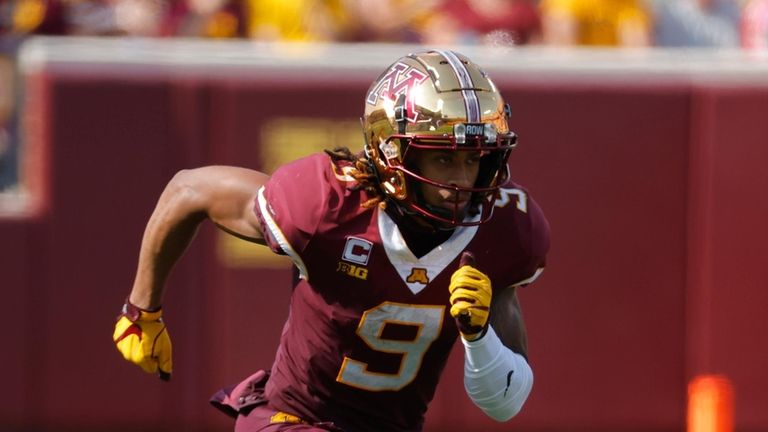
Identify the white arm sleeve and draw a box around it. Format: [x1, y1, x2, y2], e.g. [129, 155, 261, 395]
[462, 325, 534, 421]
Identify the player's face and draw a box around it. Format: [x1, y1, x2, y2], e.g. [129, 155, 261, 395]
[411, 149, 481, 212]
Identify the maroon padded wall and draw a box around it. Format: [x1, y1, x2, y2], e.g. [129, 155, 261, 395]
[687, 86, 768, 431]
[0, 220, 32, 429]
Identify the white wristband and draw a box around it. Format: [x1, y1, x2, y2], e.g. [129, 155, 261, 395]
[462, 325, 534, 421]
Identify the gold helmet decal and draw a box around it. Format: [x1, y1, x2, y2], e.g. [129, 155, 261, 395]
[366, 62, 429, 123]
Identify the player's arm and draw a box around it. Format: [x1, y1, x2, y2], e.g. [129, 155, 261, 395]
[449, 254, 535, 421]
[130, 166, 268, 308]
[114, 166, 269, 379]
[490, 286, 528, 358]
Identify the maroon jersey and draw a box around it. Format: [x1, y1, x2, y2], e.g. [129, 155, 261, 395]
[253, 153, 549, 431]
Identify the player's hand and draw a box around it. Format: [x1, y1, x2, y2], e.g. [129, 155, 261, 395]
[113, 300, 172, 381]
[449, 252, 492, 341]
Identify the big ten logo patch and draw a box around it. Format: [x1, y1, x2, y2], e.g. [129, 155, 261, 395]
[406, 268, 429, 285]
[337, 237, 373, 281]
[337, 262, 368, 281]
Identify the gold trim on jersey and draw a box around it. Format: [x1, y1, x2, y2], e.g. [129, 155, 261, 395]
[270, 411, 307, 425]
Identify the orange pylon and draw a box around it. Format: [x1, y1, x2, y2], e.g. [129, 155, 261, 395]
[687, 375, 734, 432]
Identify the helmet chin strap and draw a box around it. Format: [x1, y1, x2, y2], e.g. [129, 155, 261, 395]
[419, 199, 480, 230]
[420, 206, 463, 231]
[406, 183, 470, 232]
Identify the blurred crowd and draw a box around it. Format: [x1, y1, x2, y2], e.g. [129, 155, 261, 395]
[0, 0, 766, 49]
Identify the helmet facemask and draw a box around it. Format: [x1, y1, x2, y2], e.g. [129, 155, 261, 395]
[375, 125, 516, 227]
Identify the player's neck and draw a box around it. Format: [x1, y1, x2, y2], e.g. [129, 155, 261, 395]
[391, 210, 454, 258]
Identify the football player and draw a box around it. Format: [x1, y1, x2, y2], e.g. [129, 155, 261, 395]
[113, 50, 550, 431]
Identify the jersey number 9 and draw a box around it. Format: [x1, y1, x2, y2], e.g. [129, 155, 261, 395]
[336, 302, 444, 391]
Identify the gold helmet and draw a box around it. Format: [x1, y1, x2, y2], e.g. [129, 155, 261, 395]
[362, 50, 517, 227]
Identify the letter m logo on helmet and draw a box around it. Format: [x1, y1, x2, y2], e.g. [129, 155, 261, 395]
[366, 62, 428, 123]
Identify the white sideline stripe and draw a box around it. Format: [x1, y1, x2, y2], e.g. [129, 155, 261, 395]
[17, 37, 768, 85]
[257, 186, 309, 280]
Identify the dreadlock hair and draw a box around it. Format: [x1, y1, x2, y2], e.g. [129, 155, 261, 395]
[324, 147, 386, 210]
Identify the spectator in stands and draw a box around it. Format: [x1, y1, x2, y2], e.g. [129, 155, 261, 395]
[646, 0, 741, 47]
[741, 0, 768, 49]
[245, 0, 343, 41]
[161, 0, 246, 38]
[419, 0, 542, 46]
[0, 54, 13, 191]
[6, 0, 67, 34]
[111, 0, 168, 36]
[540, 0, 652, 46]
[338, 0, 441, 42]
[1, 2, 13, 33]
[65, 0, 122, 35]
[6, 0, 166, 37]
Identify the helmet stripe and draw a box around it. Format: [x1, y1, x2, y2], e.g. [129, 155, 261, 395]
[436, 50, 480, 123]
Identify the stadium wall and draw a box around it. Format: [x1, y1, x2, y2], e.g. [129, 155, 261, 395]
[1, 38, 767, 432]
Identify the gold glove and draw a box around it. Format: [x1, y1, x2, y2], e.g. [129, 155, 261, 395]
[113, 300, 172, 380]
[449, 252, 492, 341]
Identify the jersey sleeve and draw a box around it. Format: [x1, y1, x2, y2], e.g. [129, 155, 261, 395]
[254, 153, 335, 278]
[512, 194, 550, 287]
